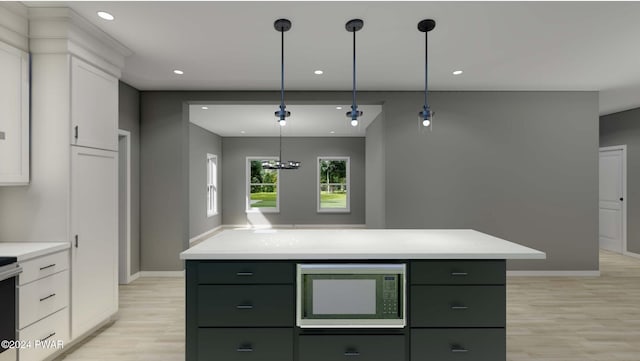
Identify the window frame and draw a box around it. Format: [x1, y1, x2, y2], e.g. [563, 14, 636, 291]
[206, 153, 218, 217]
[317, 156, 351, 213]
[246, 156, 280, 213]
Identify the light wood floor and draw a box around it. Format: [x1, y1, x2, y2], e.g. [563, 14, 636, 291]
[55, 250, 640, 361]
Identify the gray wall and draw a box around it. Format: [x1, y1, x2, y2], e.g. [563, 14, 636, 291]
[189, 124, 222, 238]
[381, 91, 599, 271]
[118, 81, 141, 274]
[600, 107, 640, 254]
[140, 92, 190, 271]
[222, 136, 365, 226]
[365, 113, 385, 228]
[139, 90, 599, 272]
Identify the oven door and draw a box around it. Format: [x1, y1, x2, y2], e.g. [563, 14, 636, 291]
[0, 263, 21, 361]
[296, 264, 406, 328]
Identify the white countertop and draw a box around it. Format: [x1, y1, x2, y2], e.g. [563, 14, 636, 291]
[0, 242, 70, 262]
[180, 229, 546, 260]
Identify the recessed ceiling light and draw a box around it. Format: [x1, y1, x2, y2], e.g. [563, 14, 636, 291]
[173, 69, 184, 75]
[336, 106, 342, 110]
[452, 70, 463, 75]
[330, 131, 336, 134]
[201, 106, 208, 110]
[314, 70, 324, 75]
[97, 11, 114, 21]
[240, 130, 246, 134]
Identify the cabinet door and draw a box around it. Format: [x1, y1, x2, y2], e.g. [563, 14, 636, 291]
[71, 57, 118, 151]
[70, 146, 118, 339]
[0, 41, 29, 185]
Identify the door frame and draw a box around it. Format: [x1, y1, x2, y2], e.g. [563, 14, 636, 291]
[599, 145, 627, 254]
[118, 129, 133, 283]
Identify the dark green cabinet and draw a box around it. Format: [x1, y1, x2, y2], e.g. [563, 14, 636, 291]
[299, 335, 405, 361]
[186, 259, 506, 361]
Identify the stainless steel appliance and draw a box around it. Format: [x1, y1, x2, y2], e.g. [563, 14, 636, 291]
[0, 257, 21, 361]
[297, 263, 406, 328]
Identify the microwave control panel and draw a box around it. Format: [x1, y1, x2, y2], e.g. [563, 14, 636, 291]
[382, 275, 399, 317]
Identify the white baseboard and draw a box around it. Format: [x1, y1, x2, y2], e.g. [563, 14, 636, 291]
[189, 225, 223, 245]
[623, 250, 640, 259]
[128, 272, 140, 282]
[139, 271, 184, 277]
[507, 270, 600, 277]
[222, 224, 367, 230]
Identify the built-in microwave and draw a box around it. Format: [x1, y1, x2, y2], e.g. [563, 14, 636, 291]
[297, 263, 406, 328]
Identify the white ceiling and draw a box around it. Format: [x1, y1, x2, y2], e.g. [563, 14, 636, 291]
[57, 1, 640, 115]
[189, 104, 382, 137]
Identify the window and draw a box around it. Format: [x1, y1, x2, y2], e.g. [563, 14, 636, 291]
[206, 154, 218, 217]
[246, 157, 279, 212]
[317, 157, 350, 212]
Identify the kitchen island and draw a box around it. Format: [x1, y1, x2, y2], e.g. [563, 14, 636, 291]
[180, 229, 545, 361]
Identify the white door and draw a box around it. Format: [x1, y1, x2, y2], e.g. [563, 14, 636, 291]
[71, 146, 118, 338]
[599, 147, 626, 253]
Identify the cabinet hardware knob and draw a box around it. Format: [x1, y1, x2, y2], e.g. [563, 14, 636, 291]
[39, 264, 56, 271]
[451, 272, 468, 276]
[236, 347, 253, 352]
[451, 305, 468, 310]
[236, 272, 254, 276]
[620, 197, 624, 201]
[344, 351, 361, 356]
[41, 332, 56, 342]
[40, 293, 56, 302]
[236, 305, 254, 309]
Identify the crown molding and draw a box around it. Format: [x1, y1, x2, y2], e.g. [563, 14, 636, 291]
[28, 7, 132, 78]
[0, 2, 29, 51]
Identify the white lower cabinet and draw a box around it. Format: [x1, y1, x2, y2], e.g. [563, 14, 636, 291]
[17, 250, 70, 361]
[70, 146, 118, 339]
[18, 308, 69, 361]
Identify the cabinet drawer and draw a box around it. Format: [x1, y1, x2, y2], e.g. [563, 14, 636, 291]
[411, 260, 504, 285]
[18, 307, 69, 361]
[19, 250, 69, 286]
[197, 328, 293, 361]
[198, 285, 293, 327]
[411, 286, 505, 327]
[411, 328, 505, 361]
[197, 262, 293, 284]
[19, 270, 69, 329]
[299, 335, 405, 361]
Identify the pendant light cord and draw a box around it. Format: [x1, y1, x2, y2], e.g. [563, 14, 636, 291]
[280, 29, 285, 112]
[424, 31, 428, 108]
[352, 30, 357, 115]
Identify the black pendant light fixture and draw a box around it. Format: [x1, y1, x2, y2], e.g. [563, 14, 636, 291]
[345, 19, 364, 127]
[262, 18, 300, 170]
[418, 19, 436, 129]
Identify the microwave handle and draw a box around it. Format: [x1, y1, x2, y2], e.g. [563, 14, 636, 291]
[344, 351, 361, 356]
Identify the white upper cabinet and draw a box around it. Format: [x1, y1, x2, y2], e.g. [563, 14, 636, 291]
[0, 41, 29, 185]
[71, 56, 118, 151]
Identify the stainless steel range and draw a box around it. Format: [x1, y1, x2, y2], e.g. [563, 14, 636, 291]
[0, 257, 21, 361]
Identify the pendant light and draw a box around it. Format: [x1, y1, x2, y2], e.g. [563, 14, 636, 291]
[345, 19, 364, 127]
[418, 19, 436, 129]
[274, 18, 291, 127]
[262, 18, 300, 170]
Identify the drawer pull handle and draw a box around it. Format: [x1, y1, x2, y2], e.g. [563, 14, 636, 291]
[451, 305, 469, 310]
[39, 264, 56, 271]
[451, 272, 468, 276]
[451, 347, 469, 353]
[236, 272, 254, 276]
[236, 346, 253, 352]
[344, 351, 360, 357]
[236, 305, 254, 309]
[40, 293, 56, 302]
[41, 332, 56, 342]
